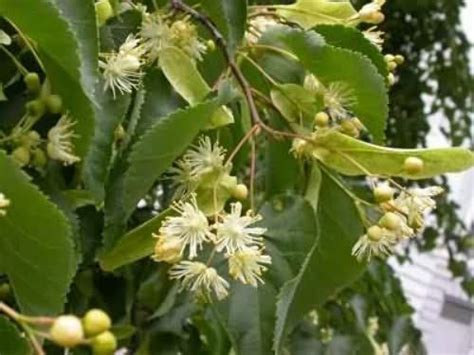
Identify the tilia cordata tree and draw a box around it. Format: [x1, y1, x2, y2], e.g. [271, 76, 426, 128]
[0, 0, 472, 354]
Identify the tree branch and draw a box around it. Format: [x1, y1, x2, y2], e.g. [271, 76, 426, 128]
[170, 0, 303, 140]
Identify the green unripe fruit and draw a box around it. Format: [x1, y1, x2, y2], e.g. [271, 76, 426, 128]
[31, 149, 47, 168]
[45, 95, 63, 114]
[83, 309, 112, 337]
[26, 99, 46, 117]
[403, 156, 424, 175]
[91, 331, 117, 355]
[24, 72, 41, 93]
[12, 146, 30, 166]
[373, 184, 394, 203]
[50, 315, 84, 348]
[95, 0, 114, 26]
[232, 184, 248, 200]
[314, 112, 330, 127]
[0, 284, 11, 300]
[367, 225, 383, 242]
[379, 212, 401, 230]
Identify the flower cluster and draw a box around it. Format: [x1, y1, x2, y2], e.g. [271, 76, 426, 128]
[99, 10, 207, 97]
[0, 193, 10, 216]
[352, 180, 444, 261]
[152, 194, 271, 301]
[169, 136, 246, 214]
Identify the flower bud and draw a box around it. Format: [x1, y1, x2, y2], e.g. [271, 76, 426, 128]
[11, 146, 30, 166]
[44, 95, 63, 114]
[50, 315, 84, 348]
[152, 235, 183, 264]
[403, 156, 424, 175]
[232, 184, 248, 200]
[384, 54, 395, 63]
[91, 331, 117, 355]
[367, 225, 383, 242]
[31, 149, 47, 168]
[206, 40, 216, 52]
[394, 55, 405, 65]
[24, 72, 41, 93]
[387, 61, 397, 71]
[26, 99, 46, 117]
[373, 184, 394, 203]
[82, 309, 111, 337]
[114, 124, 126, 143]
[387, 73, 396, 86]
[95, 0, 114, 26]
[314, 112, 330, 127]
[379, 212, 401, 230]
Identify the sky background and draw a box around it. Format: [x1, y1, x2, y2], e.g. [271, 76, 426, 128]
[461, 0, 474, 69]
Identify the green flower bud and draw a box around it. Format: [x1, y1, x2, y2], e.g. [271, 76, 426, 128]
[24, 72, 41, 93]
[232, 184, 248, 200]
[83, 309, 112, 337]
[50, 315, 84, 348]
[206, 40, 216, 52]
[26, 99, 46, 117]
[367, 225, 383, 242]
[387, 61, 397, 71]
[373, 184, 394, 203]
[11, 146, 30, 166]
[95, 0, 114, 26]
[91, 331, 117, 355]
[403, 156, 424, 175]
[31, 149, 47, 168]
[314, 112, 330, 127]
[379, 212, 401, 230]
[44, 95, 63, 114]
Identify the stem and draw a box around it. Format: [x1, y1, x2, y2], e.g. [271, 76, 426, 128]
[225, 124, 259, 166]
[0, 45, 28, 75]
[246, 44, 299, 61]
[250, 138, 256, 211]
[6, 19, 45, 72]
[239, 52, 280, 86]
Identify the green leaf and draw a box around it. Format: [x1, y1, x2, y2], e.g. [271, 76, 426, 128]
[100, 209, 171, 271]
[53, 0, 131, 201]
[0, 316, 30, 355]
[274, 26, 388, 142]
[216, 196, 318, 355]
[270, 84, 323, 126]
[0, 83, 7, 101]
[0, 0, 95, 170]
[265, 114, 300, 197]
[312, 130, 474, 179]
[314, 25, 389, 81]
[388, 316, 413, 354]
[201, 0, 247, 54]
[274, 169, 365, 354]
[103, 101, 219, 250]
[123, 100, 219, 215]
[159, 46, 233, 128]
[276, 0, 358, 29]
[0, 151, 76, 315]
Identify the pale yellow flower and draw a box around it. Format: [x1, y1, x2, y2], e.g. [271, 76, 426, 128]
[46, 115, 80, 166]
[228, 247, 271, 287]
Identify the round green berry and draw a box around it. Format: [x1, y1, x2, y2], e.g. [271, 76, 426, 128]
[232, 184, 248, 200]
[83, 309, 112, 337]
